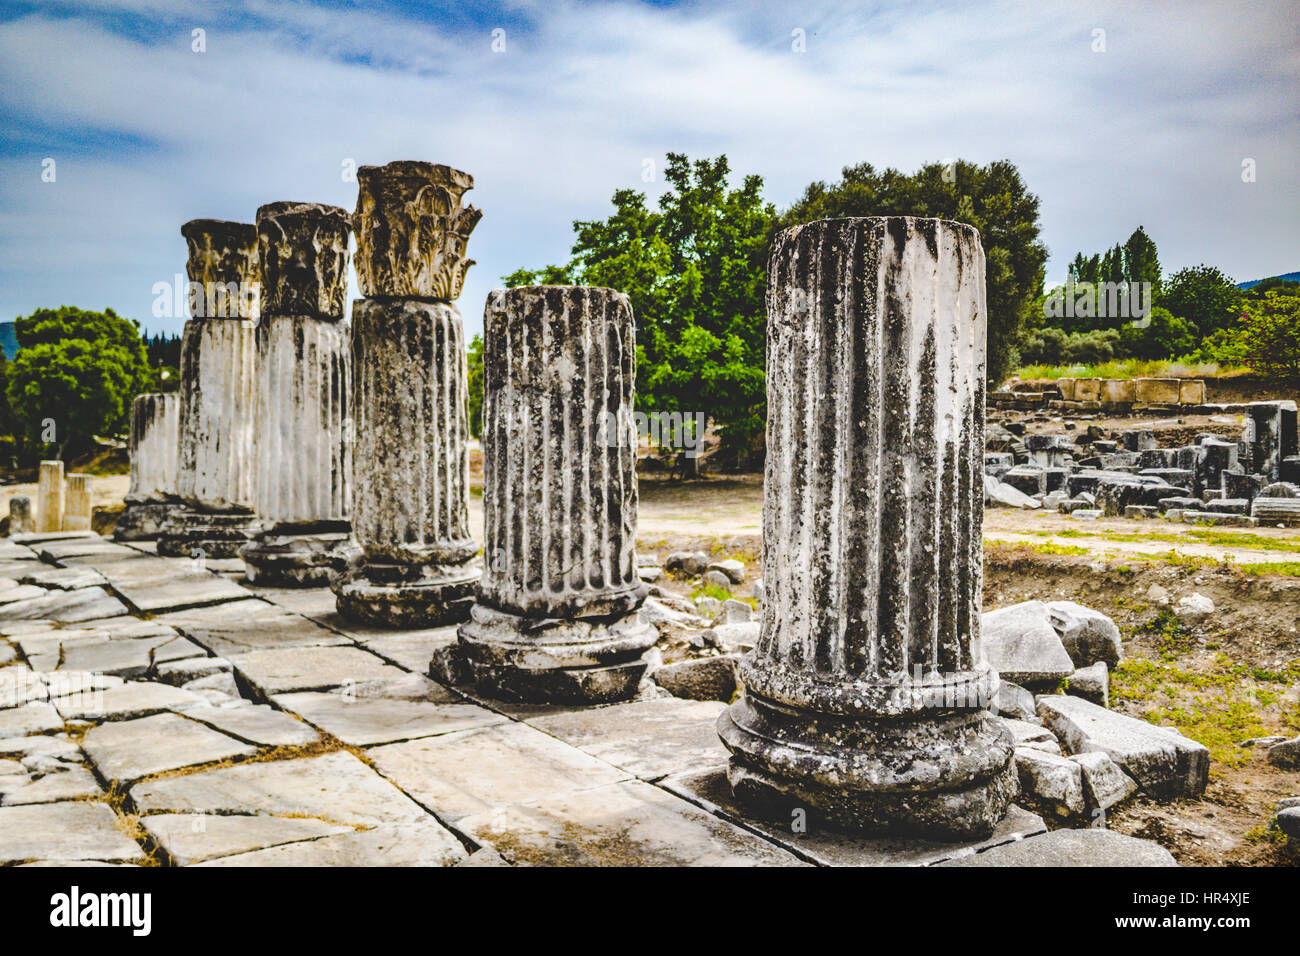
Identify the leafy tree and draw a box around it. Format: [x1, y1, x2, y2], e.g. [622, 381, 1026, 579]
[1020, 327, 1121, 365]
[1158, 265, 1240, 336]
[466, 333, 484, 438]
[1122, 226, 1161, 293]
[5, 306, 154, 460]
[780, 159, 1047, 388]
[506, 153, 774, 469]
[1220, 291, 1300, 383]
[1117, 306, 1197, 360]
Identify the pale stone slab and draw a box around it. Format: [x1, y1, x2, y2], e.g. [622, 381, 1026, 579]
[458, 779, 806, 866]
[0, 801, 145, 863]
[0, 541, 39, 561]
[1, 766, 102, 805]
[17, 567, 108, 590]
[0, 734, 80, 759]
[249, 586, 340, 618]
[50, 680, 207, 721]
[0, 701, 63, 736]
[528, 697, 729, 781]
[39, 539, 141, 562]
[153, 599, 349, 657]
[982, 601, 1076, 686]
[82, 713, 257, 784]
[938, 827, 1177, 867]
[360, 628, 459, 673]
[274, 691, 505, 746]
[106, 562, 252, 614]
[130, 750, 431, 827]
[195, 821, 467, 867]
[180, 703, 320, 747]
[142, 812, 352, 866]
[368, 722, 628, 822]
[229, 645, 408, 696]
[0, 585, 45, 604]
[1, 669, 47, 707]
[0, 586, 129, 624]
[661, 768, 1048, 867]
[27, 634, 207, 678]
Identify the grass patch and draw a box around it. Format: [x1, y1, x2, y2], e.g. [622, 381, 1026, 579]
[1233, 561, 1300, 577]
[1014, 359, 1225, 381]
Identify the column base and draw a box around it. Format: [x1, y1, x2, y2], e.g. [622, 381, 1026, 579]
[156, 506, 262, 558]
[331, 558, 479, 628]
[454, 603, 659, 704]
[240, 524, 359, 587]
[113, 498, 184, 541]
[717, 691, 1017, 841]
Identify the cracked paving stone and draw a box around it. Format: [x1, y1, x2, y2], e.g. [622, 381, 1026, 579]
[153, 599, 349, 657]
[368, 721, 627, 823]
[114, 574, 252, 615]
[25, 634, 207, 679]
[141, 813, 355, 866]
[229, 645, 408, 696]
[458, 780, 807, 867]
[129, 750, 433, 827]
[155, 656, 233, 685]
[0, 702, 64, 736]
[193, 821, 468, 867]
[82, 712, 257, 784]
[17, 567, 108, 590]
[2, 766, 102, 806]
[0, 587, 129, 624]
[527, 697, 730, 781]
[0, 734, 81, 759]
[0, 585, 46, 605]
[179, 703, 321, 747]
[357, 628, 458, 673]
[273, 691, 506, 747]
[0, 801, 146, 864]
[50, 680, 206, 721]
[37, 537, 139, 562]
[1, 670, 48, 707]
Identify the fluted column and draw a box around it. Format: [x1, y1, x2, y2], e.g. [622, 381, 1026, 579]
[157, 219, 262, 557]
[717, 217, 1015, 839]
[241, 201, 355, 586]
[456, 286, 656, 703]
[332, 161, 482, 626]
[36, 460, 64, 532]
[115, 392, 182, 540]
[63, 475, 93, 531]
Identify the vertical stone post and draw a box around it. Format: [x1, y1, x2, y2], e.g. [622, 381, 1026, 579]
[241, 201, 355, 586]
[9, 496, 33, 535]
[115, 392, 183, 540]
[36, 460, 64, 532]
[455, 286, 656, 702]
[63, 475, 93, 531]
[332, 162, 482, 626]
[717, 217, 1015, 839]
[157, 220, 262, 557]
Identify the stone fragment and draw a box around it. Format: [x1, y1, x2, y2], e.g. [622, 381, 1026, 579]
[1174, 592, 1215, 623]
[992, 681, 1036, 720]
[985, 476, 1039, 509]
[9, 496, 34, 535]
[997, 717, 1061, 754]
[666, 551, 710, 576]
[1046, 600, 1122, 668]
[981, 601, 1075, 686]
[1013, 747, 1086, 818]
[1, 766, 102, 805]
[1071, 750, 1137, 810]
[651, 656, 740, 702]
[1067, 661, 1109, 708]
[707, 558, 745, 584]
[1268, 737, 1300, 770]
[702, 569, 733, 590]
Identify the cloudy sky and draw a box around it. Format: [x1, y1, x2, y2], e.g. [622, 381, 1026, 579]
[1, 0, 1296, 338]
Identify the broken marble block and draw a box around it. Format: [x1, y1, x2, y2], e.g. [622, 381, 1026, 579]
[1013, 747, 1086, 818]
[1071, 750, 1137, 811]
[1037, 695, 1209, 798]
[1046, 601, 1122, 668]
[980, 601, 1075, 687]
[1067, 661, 1109, 708]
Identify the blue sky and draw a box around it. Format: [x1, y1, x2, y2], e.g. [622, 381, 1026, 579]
[1, 0, 1297, 338]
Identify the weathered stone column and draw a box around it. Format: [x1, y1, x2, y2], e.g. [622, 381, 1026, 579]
[157, 220, 262, 558]
[63, 475, 93, 531]
[241, 201, 355, 586]
[36, 460, 63, 532]
[332, 162, 482, 626]
[717, 217, 1015, 839]
[456, 286, 656, 702]
[9, 496, 33, 534]
[115, 393, 182, 540]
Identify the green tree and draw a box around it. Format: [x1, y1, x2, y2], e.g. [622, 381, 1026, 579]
[5, 306, 154, 461]
[1159, 265, 1241, 336]
[506, 153, 774, 469]
[1117, 306, 1197, 360]
[1221, 290, 1300, 383]
[1122, 226, 1161, 293]
[466, 333, 484, 438]
[780, 159, 1047, 387]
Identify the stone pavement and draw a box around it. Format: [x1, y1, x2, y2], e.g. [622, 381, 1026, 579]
[0, 530, 1095, 867]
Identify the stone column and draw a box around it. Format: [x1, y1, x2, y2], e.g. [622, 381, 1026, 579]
[717, 217, 1015, 839]
[63, 475, 93, 531]
[36, 460, 63, 532]
[157, 219, 262, 557]
[115, 393, 182, 540]
[456, 286, 656, 703]
[332, 161, 482, 626]
[241, 201, 355, 586]
[9, 496, 33, 534]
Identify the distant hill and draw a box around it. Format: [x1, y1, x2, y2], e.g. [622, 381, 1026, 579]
[0, 323, 14, 359]
[1236, 271, 1300, 290]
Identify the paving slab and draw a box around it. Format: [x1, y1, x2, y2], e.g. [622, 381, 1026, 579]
[0, 801, 146, 863]
[0, 586, 129, 624]
[39, 539, 140, 562]
[0, 541, 39, 561]
[274, 690, 506, 747]
[0, 734, 81, 759]
[129, 750, 432, 827]
[82, 712, 257, 784]
[0, 585, 46, 604]
[1, 669, 48, 707]
[527, 697, 730, 781]
[249, 586, 339, 619]
[141, 812, 354, 865]
[359, 629, 458, 674]
[0, 701, 64, 736]
[194, 821, 468, 867]
[16, 567, 109, 590]
[368, 721, 628, 822]
[180, 702, 321, 747]
[153, 599, 349, 657]
[1, 766, 102, 805]
[50, 680, 207, 721]
[458, 779, 806, 866]
[229, 645, 408, 696]
[937, 827, 1178, 866]
[661, 768, 1048, 866]
[23, 632, 207, 678]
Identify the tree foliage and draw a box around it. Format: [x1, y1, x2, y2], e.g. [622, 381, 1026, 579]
[1158, 265, 1241, 337]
